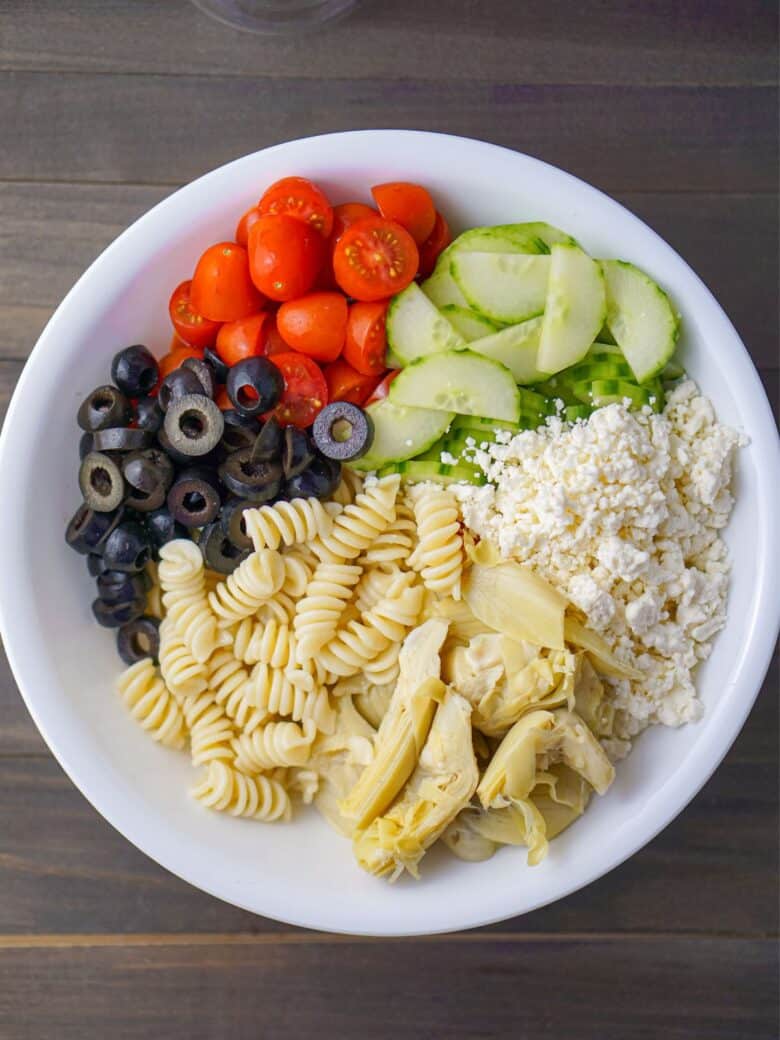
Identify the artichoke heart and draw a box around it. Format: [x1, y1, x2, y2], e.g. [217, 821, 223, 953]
[354, 691, 479, 880]
[339, 618, 449, 830]
[573, 653, 615, 737]
[312, 696, 377, 837]
[531, 764, 592, 840]
[565, 615, 643, 680]
[464, 561, 567, 650]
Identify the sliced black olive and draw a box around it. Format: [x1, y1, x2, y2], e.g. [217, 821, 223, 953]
[145, 506, 187, 548]
[87, 553, 109, 577]
[221, 410, 259, 453]
[181, 356, 216, 399]
[66, 503, 124, 555]
[200, 521, 250, 575]
[92, 597, 145, 629]
[134, 395, 164, 434]
[164, 394, 224, 457]
[97, 570, 146, 606]
[117, 616, 161, 665]
[102, 520, 152, 573]
[92, 427, 153, 453]
[167, 469, 222, 528]
[158, 367, 204, 412]
[79, 451, 125, 512]
[312, 401, 373, 461]
[251, 416, 283, 462]
[219, 448, 282, 503]
[77, 385, 132, 432]
[111, 344, 159, 397]
[220, 496, 255, 551]
[79, 432, 94, 460]
[122, 448, 175, 512]
[203, 347, 229, 384]
[226, 357, 283, 417]
[282, 426, 315, 478]
[285, 455, 341, 500]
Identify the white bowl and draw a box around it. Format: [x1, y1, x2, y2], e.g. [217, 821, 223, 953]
[1, 131, 778, 936]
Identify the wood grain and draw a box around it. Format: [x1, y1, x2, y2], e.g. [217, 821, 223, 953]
[1, 74, 775, 192]
[2, 0, 776, 85]
[1, 939, 777, 1040]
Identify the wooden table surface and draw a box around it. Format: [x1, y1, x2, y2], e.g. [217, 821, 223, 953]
[1, 2, 778, 1037]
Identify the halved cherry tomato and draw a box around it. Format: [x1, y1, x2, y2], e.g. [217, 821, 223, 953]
[191, 242, 263, 322]
[324, 359, 382, 406]
[344, 300, 388, 375]
[214, 386, 232, 410]
[262, 312, 289, 357]
[248, 214, 325, 302]
[365, 369, 400, 406]
[319, 202, 379, 288]
[215, 312, 269, 367]
[158, 342, 205, 381]
[277, 292, 347, 363]
[333, 216, 418, 302]
[168, 280, 221, 349]
[267, 352, 329, 428]
[235, 205, 262, 248]
[418, 211, 452, 278]
[371, 182, 436, 246]
[259, 176, 334, 237]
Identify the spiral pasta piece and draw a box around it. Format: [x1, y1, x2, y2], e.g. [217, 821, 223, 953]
[182, 692, 235, 766]
[192, 761, 291, 821]
[232, 617, 295, 669]
[208, 549, 285, 624]
[353, 567, 398, 613]
[312, 475, 400, 562]
[233, 719, 316, 773]
[158, 620, 208, 700]
[158, 539, 204, 606]
[293, 562, 362, 660]
[144, 561, 164, 620]
[363, 573, 423, 643]
[165, 595, 224, 664]
[358, 500, 417, 570]
[248, 662, 335, 733]
[330, 468, 364, 507]
[362, 641, 402, 687]
[280, 549, 315, 599]
[288, 767, 320, 805]
[116, 658, 187, 750]
[244, 497, 338, 552]
[409, 486, 464, 600]
[317, 619, 390, 678]
[208, 648, 268, 735]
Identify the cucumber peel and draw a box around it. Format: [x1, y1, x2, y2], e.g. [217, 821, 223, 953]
[601, 260, 679, 383]
[537, 243, 606, 373]
[389, 349, 521, 423]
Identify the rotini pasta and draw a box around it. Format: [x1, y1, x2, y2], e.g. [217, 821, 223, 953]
[182, 692, 235, 766]
[232, 617, 296, 669]
[208, 548, 285, 624]
[192, 761, 291, 821]
[158, 619, 208, 700]
[232, 719, 316, 772]
[312, 474, 400, 562]
[409, 486, 464, 600]
[244, 497, 338, 552]
[293, 562, 363, 660]
[358, 500, 417, 570]
[280, 549, 315, 598]
[330, 468, 364, 507]
[116, 658, 187, 749]
[165, 594, 224, 664]
[353, 566, 399, 613]
[158, 539, 204, 606]
[208, 648, 268, 735]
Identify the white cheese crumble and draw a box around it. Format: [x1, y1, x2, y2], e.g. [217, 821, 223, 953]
[452, 380, 746, 751]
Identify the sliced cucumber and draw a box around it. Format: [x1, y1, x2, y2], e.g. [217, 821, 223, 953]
[467, 317, 548, 384]
[537, 243, 606, 374]
[560, 360, 635, 384]
[421, 263, 467, 309]
[572, 378, 656, 410]
[439, 304, 501, 342]
[389, 349, 521, 423]
[534, 376, 580, 407]
[378, 459, 486, 487]
[494, 222, 578, 250]
[564, 404, 592, 422]
[516, 385, 552, 419]
[601, 260, 679, 383]
[350, 396, 454, 471]
[448, 226, 546, 256]
[385, 282, 464, 367]
[451, 415, 521, 434]
[451, 252, 551, 324]
[660, 358, 685, 382]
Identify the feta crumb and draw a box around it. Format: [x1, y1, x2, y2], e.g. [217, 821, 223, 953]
[440, 451, 458, 466]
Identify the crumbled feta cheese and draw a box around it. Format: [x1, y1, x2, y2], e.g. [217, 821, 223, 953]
[452, 383, 746, 748]
[440, 451, 458, 466]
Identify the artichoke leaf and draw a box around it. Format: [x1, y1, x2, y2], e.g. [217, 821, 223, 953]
[313, 696, 377, 837]
[531, 764, 592, 840]
[464, 562, 566, 650]
[564, 615, 643, 680]
[573, 653, 615, 737]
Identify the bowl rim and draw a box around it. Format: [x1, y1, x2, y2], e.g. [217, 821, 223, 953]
[1, 130, 778, 935]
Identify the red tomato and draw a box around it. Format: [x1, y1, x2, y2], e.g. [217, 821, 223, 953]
[190, 242, 263, 322]
[235, 205, 262, 247]
[418, 211, 452, 278]
[333, 216, 418, 302]
[344, 300, 388, 375]
[261, 312, 289, 357]
[277, 292, 347, 363]
[324, 359, 382, 406]
[248, 215, 325, 302]
[331, 202, 378, 243]
[259, 176, 334, 237]
[168, 280, 221, 349]
[267, 352, 329, 428]
[158, 342, 205, 381]
[215, 312, 269, 367]
[365, 369, 400, 405]
[371, 182, 436, 246]
[214, 386, 232, 410]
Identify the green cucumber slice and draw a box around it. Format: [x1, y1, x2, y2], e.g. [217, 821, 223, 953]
[439, 304, 501, 342]
[421, 264, 467, 309]
[537, 243, 606, 374]
[494, 222, 578, 251]
[561, 360, 635, 384]
[389, 349, 521, 423]
[385, 282, 464, 367]
[564, 404, 592, 422]
[378, 459, 486, 487]
[448, 226, 546, 256]
[451, 252, 551, 324]
[451, 415, 520, 434]
[571, 378, 656, 410]
[660, 359, 685, 382]
[467, 317, 550, 384]
[349, 396, 454, 471]
[601, 260, 679, 383]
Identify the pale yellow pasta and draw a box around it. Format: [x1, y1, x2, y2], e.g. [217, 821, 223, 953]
[144, 561, 164, 620]
[116, 658, 186, 750]
[358, 500, 416, 570]
[182, 692, 235, 766]
[362, 641, 402, 686]
[280, 550, 315, 598]
[312, 474, 400, 562]
[233, 617, 296, 669]
[209, 549, 285, 624]
[293, 562, 362, 659]
[158, 539, 204, 605]
[317, 619, 390, 678]
[287, 767, 320, 805]
[409, 486, 464, 600]
[353, 566, 399, 613]
[192, 761, 291, 821]
[164, 595, 224, 664]
[158, 619, 207, 700]
[208, 648, 268, 735]
[330, 468, 364, 507]
[244, 497, 338, 552]
[232, 719, 316, 773]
